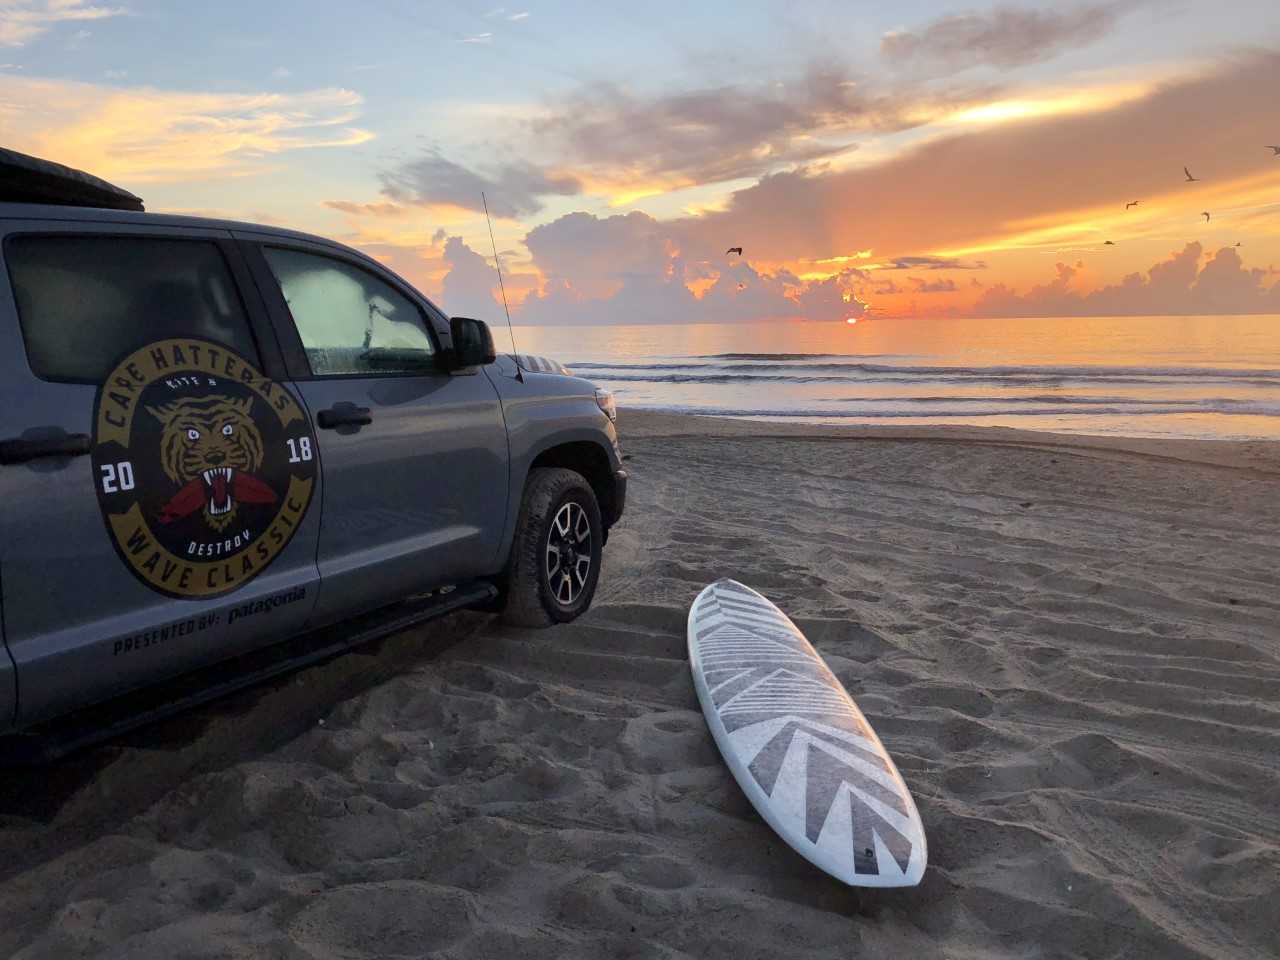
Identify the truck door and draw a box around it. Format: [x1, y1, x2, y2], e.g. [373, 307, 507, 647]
[0, 225, 322, 727]
[238, 238, 509, 624]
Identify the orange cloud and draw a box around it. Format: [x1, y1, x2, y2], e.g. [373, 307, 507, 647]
[675, 53, 1280, 268]
[0, 76, 373, 184]
[323, 200, 412, 217]
[939, 80, 1155, 129]
[970, 243, 1280, 317]
[943, 166, 1280, 257]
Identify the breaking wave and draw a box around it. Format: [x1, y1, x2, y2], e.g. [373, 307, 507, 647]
[568, 352, 1280, 430]
[567, 356, 1280, 387]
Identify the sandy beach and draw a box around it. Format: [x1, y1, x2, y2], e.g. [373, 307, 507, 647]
[1, 410, 1278, 959]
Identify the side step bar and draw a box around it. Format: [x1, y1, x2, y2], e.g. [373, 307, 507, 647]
[0, 581, 497, 765]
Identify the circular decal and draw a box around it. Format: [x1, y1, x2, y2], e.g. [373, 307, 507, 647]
[92, 338, 317, 599]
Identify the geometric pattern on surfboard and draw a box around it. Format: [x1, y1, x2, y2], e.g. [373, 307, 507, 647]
[688, 579, 926, 886]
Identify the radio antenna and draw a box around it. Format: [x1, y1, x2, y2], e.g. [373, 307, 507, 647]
[482, 191, 522, 382]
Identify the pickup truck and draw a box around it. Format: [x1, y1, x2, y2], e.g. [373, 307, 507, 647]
[0, 149, 626, 757]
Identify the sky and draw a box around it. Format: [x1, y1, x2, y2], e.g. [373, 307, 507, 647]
[3, 0, 1280, 324]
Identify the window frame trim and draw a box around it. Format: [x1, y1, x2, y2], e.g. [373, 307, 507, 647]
[240, 238, 450, 383]
[0, 228, 285, 385]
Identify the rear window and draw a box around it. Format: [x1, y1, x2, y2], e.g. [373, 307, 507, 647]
[6, 235, 259, 383]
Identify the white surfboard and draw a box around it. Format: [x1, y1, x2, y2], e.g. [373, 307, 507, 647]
[687, 579, 927, 887]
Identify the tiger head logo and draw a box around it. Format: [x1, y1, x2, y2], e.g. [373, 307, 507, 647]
[146, 395, 271, 531]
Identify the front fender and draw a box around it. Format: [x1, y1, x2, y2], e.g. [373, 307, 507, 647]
[483, 361, 621, 572]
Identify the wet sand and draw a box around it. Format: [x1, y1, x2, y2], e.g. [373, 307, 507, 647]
[1, 411, 1278, 959]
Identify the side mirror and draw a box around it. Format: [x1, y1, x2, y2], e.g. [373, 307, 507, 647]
[448, 316, 496, 368]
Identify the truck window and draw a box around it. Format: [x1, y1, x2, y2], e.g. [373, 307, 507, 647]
[261, 247, 436, 377]
[6, 235, 259, 383]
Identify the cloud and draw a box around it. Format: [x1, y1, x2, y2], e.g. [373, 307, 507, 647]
[881, 2, 1137, 73]
[505, 210, 868, 324]
[0, 0, 126, 46]
[0, 76, 373, 184]
[671, 53, 1280, 264]
[378, 150, 580, 218]
[460, 32, 492, 44]
[438, 236, 500, 318]
[884, 255, 987, 270]
[366, 54, 1280, 326]
[530, 63, 991, 195]
[523, 210, 677, 298]
[911, 277, 958, 293]
[364, 67, 896, 216]
[971, 243, 1280, 316]
[517, 272, 698, 327]
[353, 58, 995, 223]
[513, 264, 868, 326]
[508, 11, 528, 20]
[323, 200, 409, 217]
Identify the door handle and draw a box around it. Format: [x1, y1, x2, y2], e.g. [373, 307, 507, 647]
[0, 432, 91, 465]
[316, 405, 373, 430]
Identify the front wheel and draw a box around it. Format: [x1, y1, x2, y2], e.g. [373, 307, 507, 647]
[500, 467, 603, 628]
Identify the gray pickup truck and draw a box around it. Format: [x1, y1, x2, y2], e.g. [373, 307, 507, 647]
[0, 150, 626, 757]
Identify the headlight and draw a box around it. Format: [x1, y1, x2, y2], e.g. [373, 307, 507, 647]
[594, 388, 617, 422]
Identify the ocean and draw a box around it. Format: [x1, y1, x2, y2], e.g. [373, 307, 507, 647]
[507, 314, 1280, 440]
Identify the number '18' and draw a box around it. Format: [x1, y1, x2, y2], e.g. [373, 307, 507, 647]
[286, 437, 313, 463]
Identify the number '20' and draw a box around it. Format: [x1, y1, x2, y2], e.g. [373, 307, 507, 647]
[100, 461, 135, 493]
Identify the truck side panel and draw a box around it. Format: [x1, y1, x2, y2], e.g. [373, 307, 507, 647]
[0, 220, 324, 731]
[0, 577, 15, 732]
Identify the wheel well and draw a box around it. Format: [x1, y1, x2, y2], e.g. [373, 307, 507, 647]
[528, 442, 617, 526]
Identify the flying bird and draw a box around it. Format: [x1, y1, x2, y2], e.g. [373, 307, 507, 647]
[1125, 200, 1141, 209]
[737, 282, 746, 290]
[1267, 146, 1280, 156]
[725, 246, 743, 256]
[1183, 166, 1199, 182]
[1202, 211, 1211, 222]
[1103, 240, 1116, 245]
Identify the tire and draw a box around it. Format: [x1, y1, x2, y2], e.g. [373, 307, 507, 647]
[500, 467, 603, 628]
